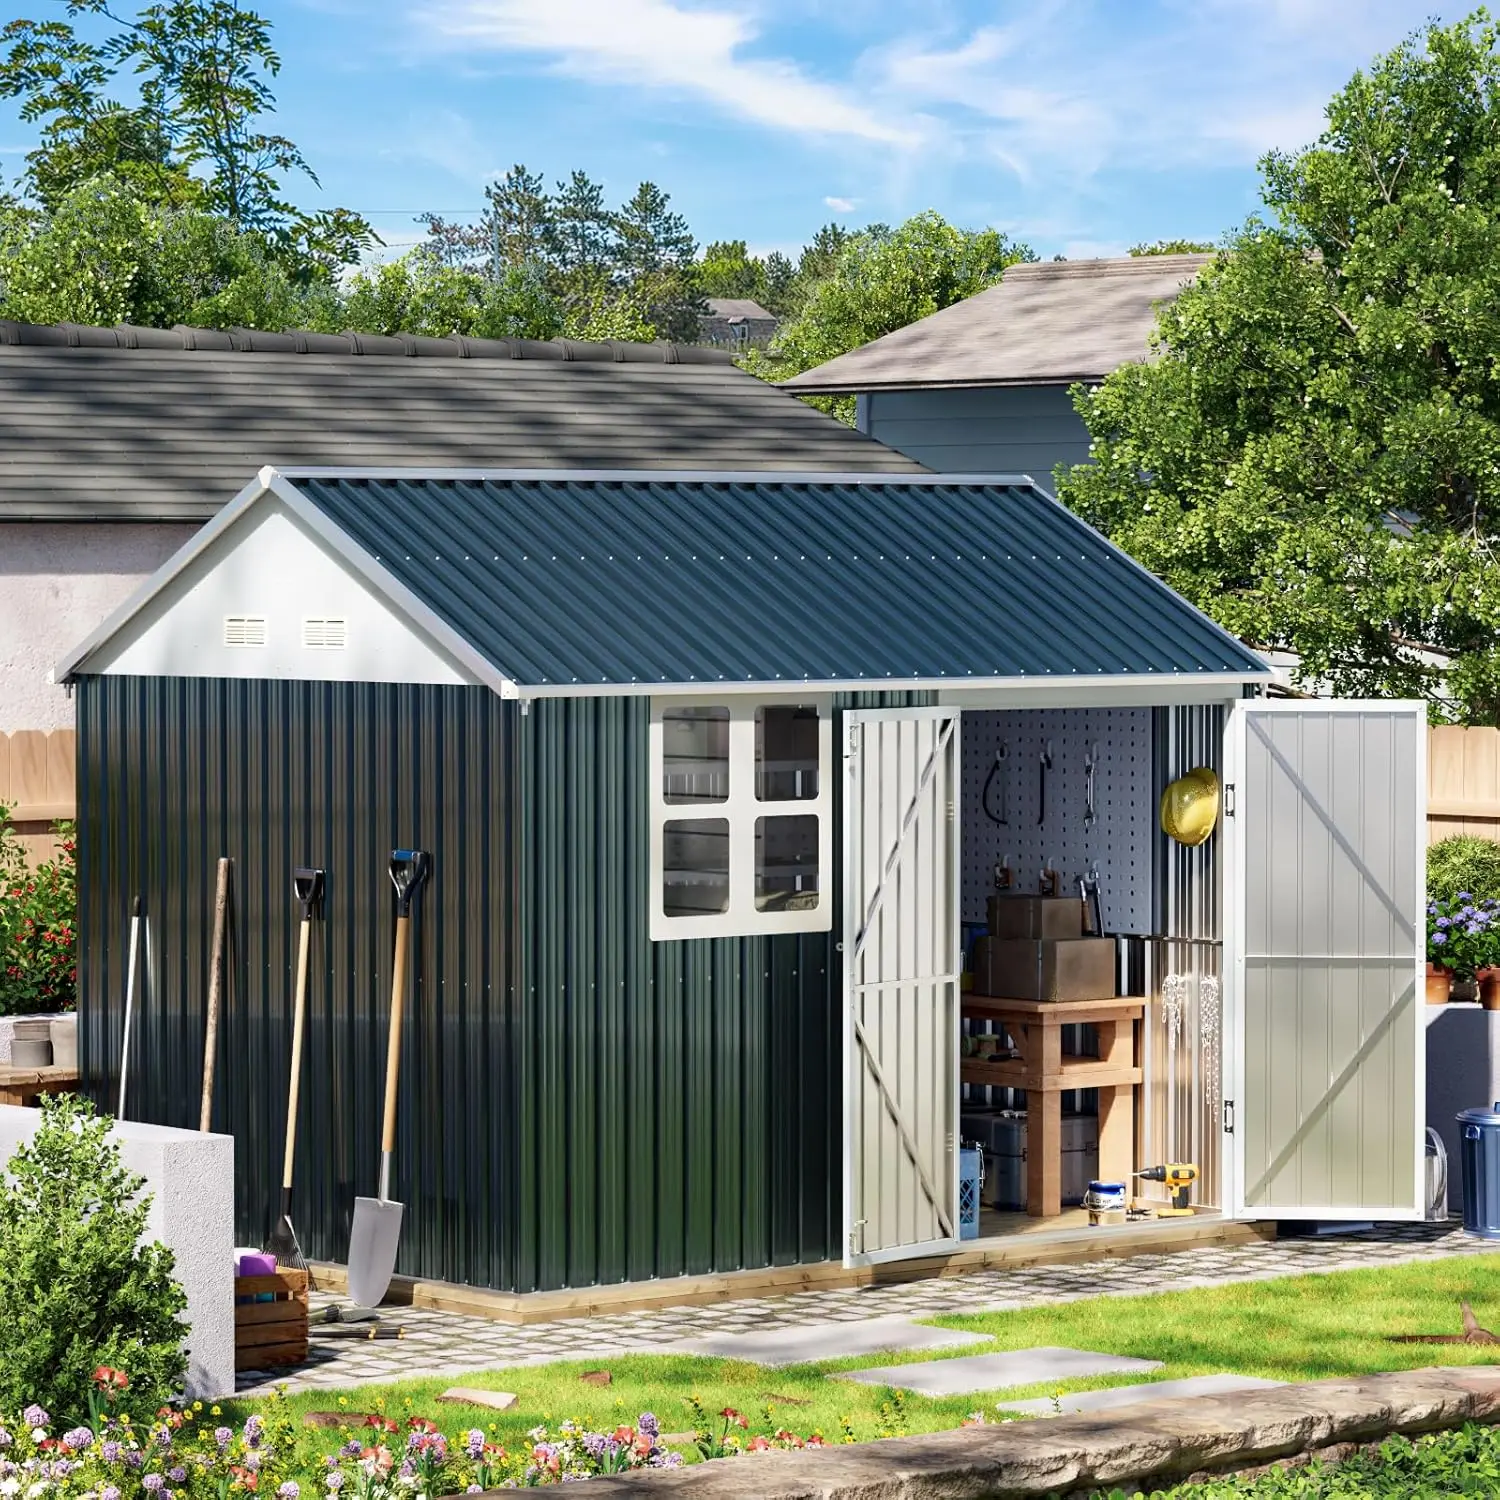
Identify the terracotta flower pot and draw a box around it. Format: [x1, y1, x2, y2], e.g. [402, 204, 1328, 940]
[1427, 963, 1453, 1005]
[1480, 968, 1500, 1011]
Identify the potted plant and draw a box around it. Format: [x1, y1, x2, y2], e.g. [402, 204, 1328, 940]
[1428, 894, 1499, 1004]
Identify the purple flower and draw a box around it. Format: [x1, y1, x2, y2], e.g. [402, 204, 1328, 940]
[1459, 892, 1474, 902]
[242, 1453, 262, 1473]
[325, 1475, 345, 1493]
[465, 1431, 484, 1461]
[214, 1428, 232, 1450]
[61, 1429, 92, 1452]
[339, 1442, 361, 1460]
[143, 1474, 165, 1493]
[278, 1483, 300, 1500]
[398, 1459, 416, 1481]
[101, 1441, 122, 1464]
[21, 1408, 47, 1433]
[649, 1450, 684, 1468]
[638, 1413, 659, 1439]
[102, 1488, 121, 1500]
[466, 1487, 482, 1495]
[168, 1468, 187, 1484]
[1433, 931, 1449, 945]
[1469, 923, 1484, 936]
[1437, 916, 1452, 927]
[244, 1416, 263, 1449]
[125, 1453, 145, 1471]
[49, 1459, 73, 1480]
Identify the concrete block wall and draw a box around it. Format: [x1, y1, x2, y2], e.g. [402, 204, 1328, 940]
[0, 1106, 235, 1398]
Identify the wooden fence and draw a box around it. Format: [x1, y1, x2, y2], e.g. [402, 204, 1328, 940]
[1, 730, 76, 860]
[1428, 725, 1500, 845]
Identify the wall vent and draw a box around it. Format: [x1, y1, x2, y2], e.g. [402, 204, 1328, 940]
[223, 615, 268, 647]
[302, 617, 348, 650]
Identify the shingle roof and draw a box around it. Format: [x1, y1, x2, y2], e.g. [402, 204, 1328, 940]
[782, 254, 1211, 394]
[705, 299, 778, 322]
[254, 469, 1262, 692]
[0, 319, 915, 521]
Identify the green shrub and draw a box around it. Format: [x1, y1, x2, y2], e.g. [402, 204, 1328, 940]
[0, 802, 77, 1016]
[1428, 835, 1500, 906]
[0, 1095, 188, 1420]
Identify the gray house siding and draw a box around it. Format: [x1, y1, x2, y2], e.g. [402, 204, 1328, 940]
[863, 386, 1092, 489]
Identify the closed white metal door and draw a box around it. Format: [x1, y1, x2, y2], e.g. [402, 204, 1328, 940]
[843, 706, 961, 1266]
[1224, 700, 1425, 1219]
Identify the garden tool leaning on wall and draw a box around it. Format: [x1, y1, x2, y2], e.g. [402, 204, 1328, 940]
[265, 866, 324, 1276]
[347, 849, 431, 1307]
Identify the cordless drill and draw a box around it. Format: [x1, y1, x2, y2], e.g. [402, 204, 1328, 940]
[1135, 1163, 1198, 1216]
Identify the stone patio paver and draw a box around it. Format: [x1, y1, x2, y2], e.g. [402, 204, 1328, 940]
[662, 1315, 991, 1366]
[995, 1372, 1284, 1416]
[236, 1220, 1493, 1393]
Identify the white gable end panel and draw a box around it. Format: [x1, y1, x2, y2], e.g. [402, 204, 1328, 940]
[84, 499, 480, 687]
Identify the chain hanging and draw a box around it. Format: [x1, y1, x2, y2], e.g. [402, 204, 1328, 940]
[1200, 973, 1222, 1115]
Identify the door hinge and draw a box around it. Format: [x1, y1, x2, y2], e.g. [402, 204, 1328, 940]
[848, 1219, 867, 1256]
[1223, 783, 1236, 818]
[1223, 1099, 1235, 1135]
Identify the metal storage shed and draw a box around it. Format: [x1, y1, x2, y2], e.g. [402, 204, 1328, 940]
[60, 467, 1428, 1298]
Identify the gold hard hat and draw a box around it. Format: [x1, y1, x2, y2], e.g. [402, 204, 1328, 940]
[1160, 767, 1220, 846]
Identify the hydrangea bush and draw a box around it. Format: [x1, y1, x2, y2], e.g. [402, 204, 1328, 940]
[1427, 894, 1500, 979]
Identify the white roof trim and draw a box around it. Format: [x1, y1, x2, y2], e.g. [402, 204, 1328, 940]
[58, 465, 518, 697]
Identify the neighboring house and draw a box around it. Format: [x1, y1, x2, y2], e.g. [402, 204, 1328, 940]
[701, 297, 780, 348]
[781, 254, 1209, 484]
[61, 467, 1427, 1304]
[0, 319, 913, 735]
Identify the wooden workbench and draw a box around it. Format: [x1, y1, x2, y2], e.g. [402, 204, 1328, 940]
[0, 1063, 79, 1107]
[961, 994, 1145, 1219]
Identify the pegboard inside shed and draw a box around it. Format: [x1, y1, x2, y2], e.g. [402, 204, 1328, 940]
[962, 708, 1153, 934]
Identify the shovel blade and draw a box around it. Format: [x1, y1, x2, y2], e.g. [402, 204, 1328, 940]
[347, 1195, 404, 1307]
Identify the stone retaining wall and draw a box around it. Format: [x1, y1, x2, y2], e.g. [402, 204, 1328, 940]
[569, 1367, 1500, 1497]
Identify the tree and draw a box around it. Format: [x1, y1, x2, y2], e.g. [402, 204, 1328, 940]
[747, 211, 1034, 420]
[1129, 239, 1214, 255]
[1059, 11, 1500, 722]
[0, 1, 373, 262]
[698, 238, 764, 300]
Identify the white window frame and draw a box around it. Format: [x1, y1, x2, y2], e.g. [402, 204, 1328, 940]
[650, 694, 833, 940]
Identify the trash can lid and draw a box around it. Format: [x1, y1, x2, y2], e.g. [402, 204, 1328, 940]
[1457, 1102, 1500, 1126]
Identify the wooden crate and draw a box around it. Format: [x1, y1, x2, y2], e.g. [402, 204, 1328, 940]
[234, 1268, 308, 1371]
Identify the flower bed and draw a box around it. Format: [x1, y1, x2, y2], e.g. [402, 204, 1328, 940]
[0, 1385, 844, 1492]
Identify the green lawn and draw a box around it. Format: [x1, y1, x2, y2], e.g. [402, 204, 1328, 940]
[223, 1255, 1500, 1458]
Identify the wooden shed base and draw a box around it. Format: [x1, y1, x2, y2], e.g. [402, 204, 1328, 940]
[311, 1213, 1273, 1327]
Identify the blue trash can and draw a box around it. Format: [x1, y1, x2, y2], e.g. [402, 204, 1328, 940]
[1458, 1103, 1500, 1238]
[958, 1147, 982, 1240]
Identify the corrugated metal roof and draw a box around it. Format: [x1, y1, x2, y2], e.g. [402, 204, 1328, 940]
[783, 254, 1210, 394]
[277, 470, 1266, 690]
[0, 319, 916, 521]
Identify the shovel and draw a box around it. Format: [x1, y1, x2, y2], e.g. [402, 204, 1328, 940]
[347, 849, 431, 1306]
[265, 866, 324, 1273]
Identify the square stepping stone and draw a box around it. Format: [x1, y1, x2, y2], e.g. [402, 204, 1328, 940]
[995, 1373, 1283, 1416]
[664, 1315, 991, 1367]
[839, 1346, 1162, 1396]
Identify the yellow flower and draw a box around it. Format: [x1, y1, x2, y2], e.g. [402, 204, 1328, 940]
[338, 1398, 347, 1408]
[193, 1402, 203, 1413]
[210, 1407, 221, 1417]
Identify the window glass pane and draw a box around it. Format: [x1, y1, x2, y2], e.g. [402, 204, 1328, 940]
[662, 706, 729, 803]
[755, 814, 819, 911]
[756, 704, 819, 801]
[663, 818, 730, 916]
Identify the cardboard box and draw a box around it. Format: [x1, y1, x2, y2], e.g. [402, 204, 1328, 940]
[987, 894, 1085, 940]
[972, 936, 1116, 1001]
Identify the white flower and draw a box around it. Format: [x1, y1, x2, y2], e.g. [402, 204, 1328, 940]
[27, 1436, 43, 1447]
[0, 1479, 19, 1497]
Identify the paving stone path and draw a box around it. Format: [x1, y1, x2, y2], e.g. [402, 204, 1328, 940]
[237, 1220, 1494, 1394]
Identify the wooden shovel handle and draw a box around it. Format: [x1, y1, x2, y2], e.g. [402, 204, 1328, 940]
[199, 858, 231, 1132]
[282, 913, 313, 1189]
[381, 913, 410, 1156]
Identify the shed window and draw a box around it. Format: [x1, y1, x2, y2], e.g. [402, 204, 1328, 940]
[650, 697, 832, 940]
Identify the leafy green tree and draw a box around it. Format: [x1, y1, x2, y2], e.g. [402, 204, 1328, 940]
[749, 211, 1034, 419]
[0, 1094, 188, 1420]
[332, 248, 562, 341]
[698, 238, 765, 300]
[0, 1, 372, 261]
[1060, 11, 1500, 722]
[1129, 239, 1214, 255]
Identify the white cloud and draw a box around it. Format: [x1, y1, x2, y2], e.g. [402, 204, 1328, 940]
[823, 194, 855, 212]
[417, 0, 917, 145]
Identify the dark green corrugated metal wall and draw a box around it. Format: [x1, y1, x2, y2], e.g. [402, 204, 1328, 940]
[76, 677, 844, 1291]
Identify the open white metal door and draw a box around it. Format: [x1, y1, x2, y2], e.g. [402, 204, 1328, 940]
[1224, 700, 1425, 1220]
[843, 706, 961, 1267]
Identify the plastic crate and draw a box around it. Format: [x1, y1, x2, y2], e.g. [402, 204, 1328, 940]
[959, 1146, 983, 1239]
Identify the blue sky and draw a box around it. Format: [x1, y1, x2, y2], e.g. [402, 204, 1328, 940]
[0, 0, 1474, 261]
